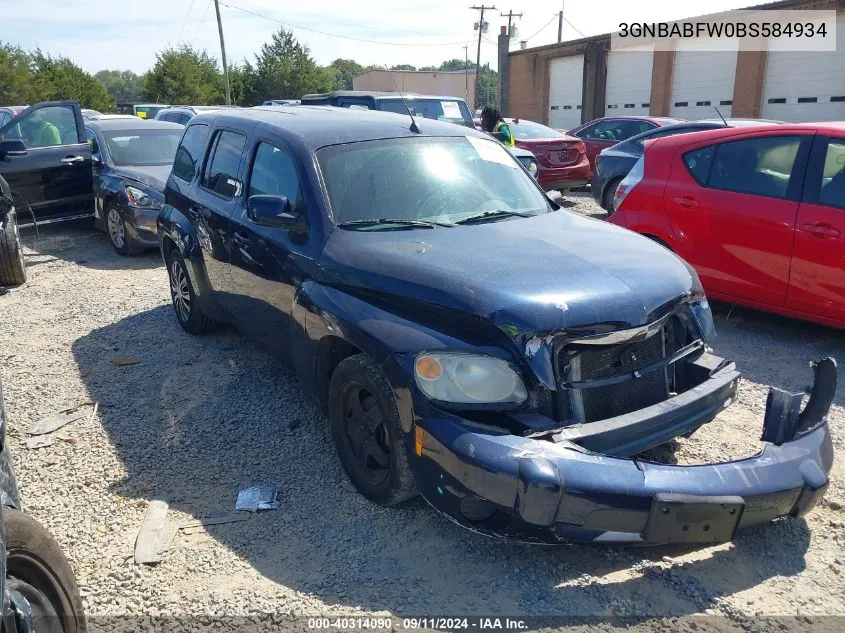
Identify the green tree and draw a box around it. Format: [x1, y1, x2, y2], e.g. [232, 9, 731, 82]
[143, 44, 224, 105]
[419, 65, 438, 72]
[0, 42, 33, 105]
[29, 52, 115, 111]
[94, 69, 146, 104]
[247, 28, 332, 104]
[390, 64, 416, 71]
[328, 58, 364, 91]
[438, 58, 474, 72]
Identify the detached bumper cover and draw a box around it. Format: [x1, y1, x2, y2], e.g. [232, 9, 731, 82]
[412, 358, 836, 544]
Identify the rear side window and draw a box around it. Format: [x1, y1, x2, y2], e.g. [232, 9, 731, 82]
[202, 130, 246, 198]
[817, 138, 845, 209]
[172, 123, 208, 182]
[709, 136, 802, 199]
[683, 146, 715, 184]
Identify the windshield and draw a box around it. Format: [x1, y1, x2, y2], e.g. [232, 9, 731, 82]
[317, 136, 551, 227]
[509, 120, 566, 140]
[103, 130, 182, 166]
[379, 99, 473, 128]
[135, 105, 168, 119]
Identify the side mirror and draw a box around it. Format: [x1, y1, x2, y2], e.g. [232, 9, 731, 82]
[246, 195, 305, 231]
[0, 139, 27, 158]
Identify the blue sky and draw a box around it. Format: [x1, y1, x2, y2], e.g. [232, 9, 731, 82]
[1, 0, 754, 74]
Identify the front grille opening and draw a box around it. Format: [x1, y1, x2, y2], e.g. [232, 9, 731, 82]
[559, 316, 705, 424]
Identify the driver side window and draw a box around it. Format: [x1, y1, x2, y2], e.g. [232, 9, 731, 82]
[86, 128, 102, 160]
[5, 105, 79, 148]
[248, 142, 304, 212]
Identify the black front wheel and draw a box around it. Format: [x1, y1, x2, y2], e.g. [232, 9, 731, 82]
[0, 211, 27, 286]
[328, 354, 417, 506]
[4, 509, 87, 633]
[166, 248, 214, 335]
[603, 177, 624, 217]
[105, 206, 141, 256]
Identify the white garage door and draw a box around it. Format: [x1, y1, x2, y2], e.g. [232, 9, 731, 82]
[670, 39, 738, 120]
[548, 55, 584, 130]
[605, 48, 654, 117]
[761, 15, 845, 122]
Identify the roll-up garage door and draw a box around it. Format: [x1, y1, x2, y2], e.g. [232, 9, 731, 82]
[605, 48, 654, 117]
[548, 55, 584, 130]
[761, 15, 845, 122]
[669, 39, 738, 120]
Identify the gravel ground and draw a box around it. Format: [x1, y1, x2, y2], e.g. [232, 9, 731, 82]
[0, 194, 843, 630]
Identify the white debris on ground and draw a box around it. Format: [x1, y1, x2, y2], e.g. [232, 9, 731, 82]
[0, 215, 842, 624]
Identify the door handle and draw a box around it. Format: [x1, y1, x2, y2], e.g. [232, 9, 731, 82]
[672, 196, 701, 208]
[60, 156, 85, 166]
[801, 223, 841, 238]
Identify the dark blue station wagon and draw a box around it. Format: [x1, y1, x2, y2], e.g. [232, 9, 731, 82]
[157, 105, 835, 545]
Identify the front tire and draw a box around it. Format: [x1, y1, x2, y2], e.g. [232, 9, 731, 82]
[166, 248, 214, 334]
[5, 509, 87, 633]
[0, 211, 27, 286]
[106, 206, 141, 256]
[328, 354, 417, 506]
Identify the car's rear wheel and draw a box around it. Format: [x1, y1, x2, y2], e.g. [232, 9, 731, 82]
[603, 177, 624, 217]
[5, 509, 87, 633]
[166, 248, 214, 334]
[106, 206, 141, 256]
[328, 354, 417, 506]
[0, 211, 27, 286]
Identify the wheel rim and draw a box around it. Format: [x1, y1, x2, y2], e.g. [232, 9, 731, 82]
[6, 551, 68, 633]
[107, 208, 125, 248]
[608, 181, 621, 213]
[339, 381, 391, 487]
[169, 258, 191, 323]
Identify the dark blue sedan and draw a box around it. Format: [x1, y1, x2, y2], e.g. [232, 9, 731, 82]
[86, 119, 183, 255]
[592, 119, 783, 214]
[156, 106, 834, 545]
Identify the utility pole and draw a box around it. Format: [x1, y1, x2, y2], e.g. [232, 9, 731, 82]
[500, 9, 523, 38]
[213, 0, 232, 105]
[470, 5, 495, 109]
[558, 1, 564, 42]
[463, 45, 469, 101]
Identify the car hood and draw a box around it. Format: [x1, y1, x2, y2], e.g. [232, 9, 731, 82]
[319, 211, 699, 385]
[112, 165, 171, 191]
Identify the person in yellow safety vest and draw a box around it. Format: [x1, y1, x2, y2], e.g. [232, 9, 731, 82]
[480, 106, 514, 147]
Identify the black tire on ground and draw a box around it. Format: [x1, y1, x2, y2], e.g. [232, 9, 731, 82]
[602, 177, 624, 217]
[105, 206, 142, 256]
[165, 248, 214, 335]
[4, 509, 87, 633]
[0, 211, 27, 286]
[328, 353, 418, 506]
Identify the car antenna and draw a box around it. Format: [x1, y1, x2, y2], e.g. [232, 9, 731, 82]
[714, 106, 728, 126]
[382, 65, 420, 134]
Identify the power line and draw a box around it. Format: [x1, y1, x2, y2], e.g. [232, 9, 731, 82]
[179, 0, 199, 42]
[563, 17, 586, 39]
[192, 0, 213, 44]
[220, 1, 474, 47]
[523, 14, 557, 42]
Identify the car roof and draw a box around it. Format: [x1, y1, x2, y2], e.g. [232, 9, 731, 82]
[301, 90, 467, 102]
[646, 121, 845, 151]
[87, 119, 184, 131]
[193, 105, 486, 150]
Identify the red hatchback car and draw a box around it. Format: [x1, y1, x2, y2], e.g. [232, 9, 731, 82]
[568, 116, 685, 173]
[507, 118, 590, 192]
[609, 123, 845, 329]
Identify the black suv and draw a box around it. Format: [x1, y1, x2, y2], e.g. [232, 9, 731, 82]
[157, 105, 835, 545]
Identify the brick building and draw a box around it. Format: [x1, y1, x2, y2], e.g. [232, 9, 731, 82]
[499, 0, 845, 128]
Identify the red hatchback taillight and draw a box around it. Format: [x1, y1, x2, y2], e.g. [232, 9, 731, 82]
[614, 156, 644, 210]
[573, 140, 586, 154]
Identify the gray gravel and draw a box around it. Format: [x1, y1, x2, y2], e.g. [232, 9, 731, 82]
[0, 199, 843, 627]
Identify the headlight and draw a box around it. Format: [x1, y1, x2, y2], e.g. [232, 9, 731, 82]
[414, 352, 527, 404]
[125, 185, 163, 210]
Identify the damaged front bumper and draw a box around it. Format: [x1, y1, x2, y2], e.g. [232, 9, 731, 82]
[410, 358, 836, 545]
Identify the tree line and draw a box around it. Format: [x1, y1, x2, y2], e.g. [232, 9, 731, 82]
[1, 28, 498, 111]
